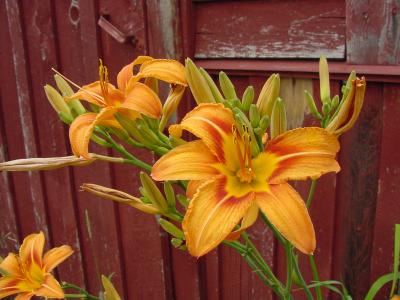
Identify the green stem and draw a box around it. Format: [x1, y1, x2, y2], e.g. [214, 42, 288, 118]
[309, 255, 323, 300]
[306, 180, 318, 208]
[292, 255, 314, 300]
[224, 240, 285, 298]
[62, 283, 100, 300]
[100, 131, 152, 172]
[241, 233, 286, 297]
[285, 244, 294, 298]
[305, 179, 322, 300]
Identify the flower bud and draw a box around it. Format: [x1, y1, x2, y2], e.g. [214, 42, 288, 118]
[163, 181, 176, 207]
[331, 94, 339, 110]
[101, 275, 122, 300]
[256, 73, 280, 118]
[241, 86, 254, 112]
[185, 58, 215, 104]
[249, 104, 260, 128]
[304, 90, 322, 119]
[199, 67, 224, 103]
[322, 102, 331, 115]
[159, 218, 184, 239]
[44, 84, 72, 121]
[81, 183, 159, 214]
[270, 97, 287, 139]
[114, 113, 147, 145]
[326, 76, 366, 136]
[219, 71, 237, 100]
[140, 172, 169, 212]
[171, 238, 183, 248]
[319, 55, 331, 104]
[259, 115, 270, 132]
[54, 74, 86, 116]
[159, 85, 186, 131]
[0, 156, 96, 172]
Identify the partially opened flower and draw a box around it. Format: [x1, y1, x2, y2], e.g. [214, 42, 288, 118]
[152, 103, 340, 257]
[67, 56, 186, 159]
[0, 232, 73, 299]
[326, 77, 366, 136]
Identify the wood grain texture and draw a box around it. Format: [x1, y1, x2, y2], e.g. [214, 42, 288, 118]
[332, 83, 383, 299]
[194, 0, 345, 59]
[369, 84, 400, 298]
[347, 0, 400, 64]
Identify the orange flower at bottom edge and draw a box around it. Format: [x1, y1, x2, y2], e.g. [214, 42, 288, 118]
[152, 103, 340, 257]
[0, 232, 73, 299]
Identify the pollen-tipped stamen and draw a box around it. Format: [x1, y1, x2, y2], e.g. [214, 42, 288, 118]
[232, 125, 255, 183]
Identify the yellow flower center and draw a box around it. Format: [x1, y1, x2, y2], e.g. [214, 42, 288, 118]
[17, 261, 45, 292]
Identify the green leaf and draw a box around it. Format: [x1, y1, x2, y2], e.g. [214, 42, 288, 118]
[391, 224, 400, 296]
[365, 273, 400, 300]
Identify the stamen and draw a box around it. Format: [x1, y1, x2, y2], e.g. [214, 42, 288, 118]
[51, 68, 107, 106]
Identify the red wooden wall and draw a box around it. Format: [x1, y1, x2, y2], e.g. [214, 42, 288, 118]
[0, 1, 399, 299]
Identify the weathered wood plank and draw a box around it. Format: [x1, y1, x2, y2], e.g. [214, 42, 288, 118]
[369, 84, 400, 298]
[332, 83, 383, 298]
[194, 0, 345, 59]
[1, 0, 49, 240]
[18, 0, 87, 287]
[347, 0, 400, 64]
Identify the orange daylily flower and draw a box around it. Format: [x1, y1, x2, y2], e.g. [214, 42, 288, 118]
[152, 103, 340, 257]
[0, 232, 73, 299]
[67, 56, 186, 159]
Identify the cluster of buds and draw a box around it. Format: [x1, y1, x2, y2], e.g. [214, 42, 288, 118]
[185, 59, 285, 155]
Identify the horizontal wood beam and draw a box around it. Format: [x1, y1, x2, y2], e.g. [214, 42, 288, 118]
[196, 59, 400, 83]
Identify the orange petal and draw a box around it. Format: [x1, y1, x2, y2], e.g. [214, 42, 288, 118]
[183, 176, 255, 257]
[225, 203, 259, 241]
[120, 82, 162, 118]
[69, 108, 117, 159]
[42, 245, 73, 272]
[0, 253, 22, 276]
[19, 232, 45, 268]
[255, 183, 316, 254]
[266, 127, 340, 184]
[134, 59, 187, 86]
[34, 274, 64, 299]
[65, 81, 109, 107]
[117, 56, 154, 91]
[152, 140, 219, 181]
[186, 180, 205, 199]
[169, 103, 235, 162]
[0, 277, 20, 298]
[15, 293, 33, 300]
[332, 77, 366, 135]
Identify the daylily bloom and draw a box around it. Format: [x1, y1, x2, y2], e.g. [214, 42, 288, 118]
[67, 56, 186, 159]
[0, 232, 73, 299]
[152, 103, 340, 257]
